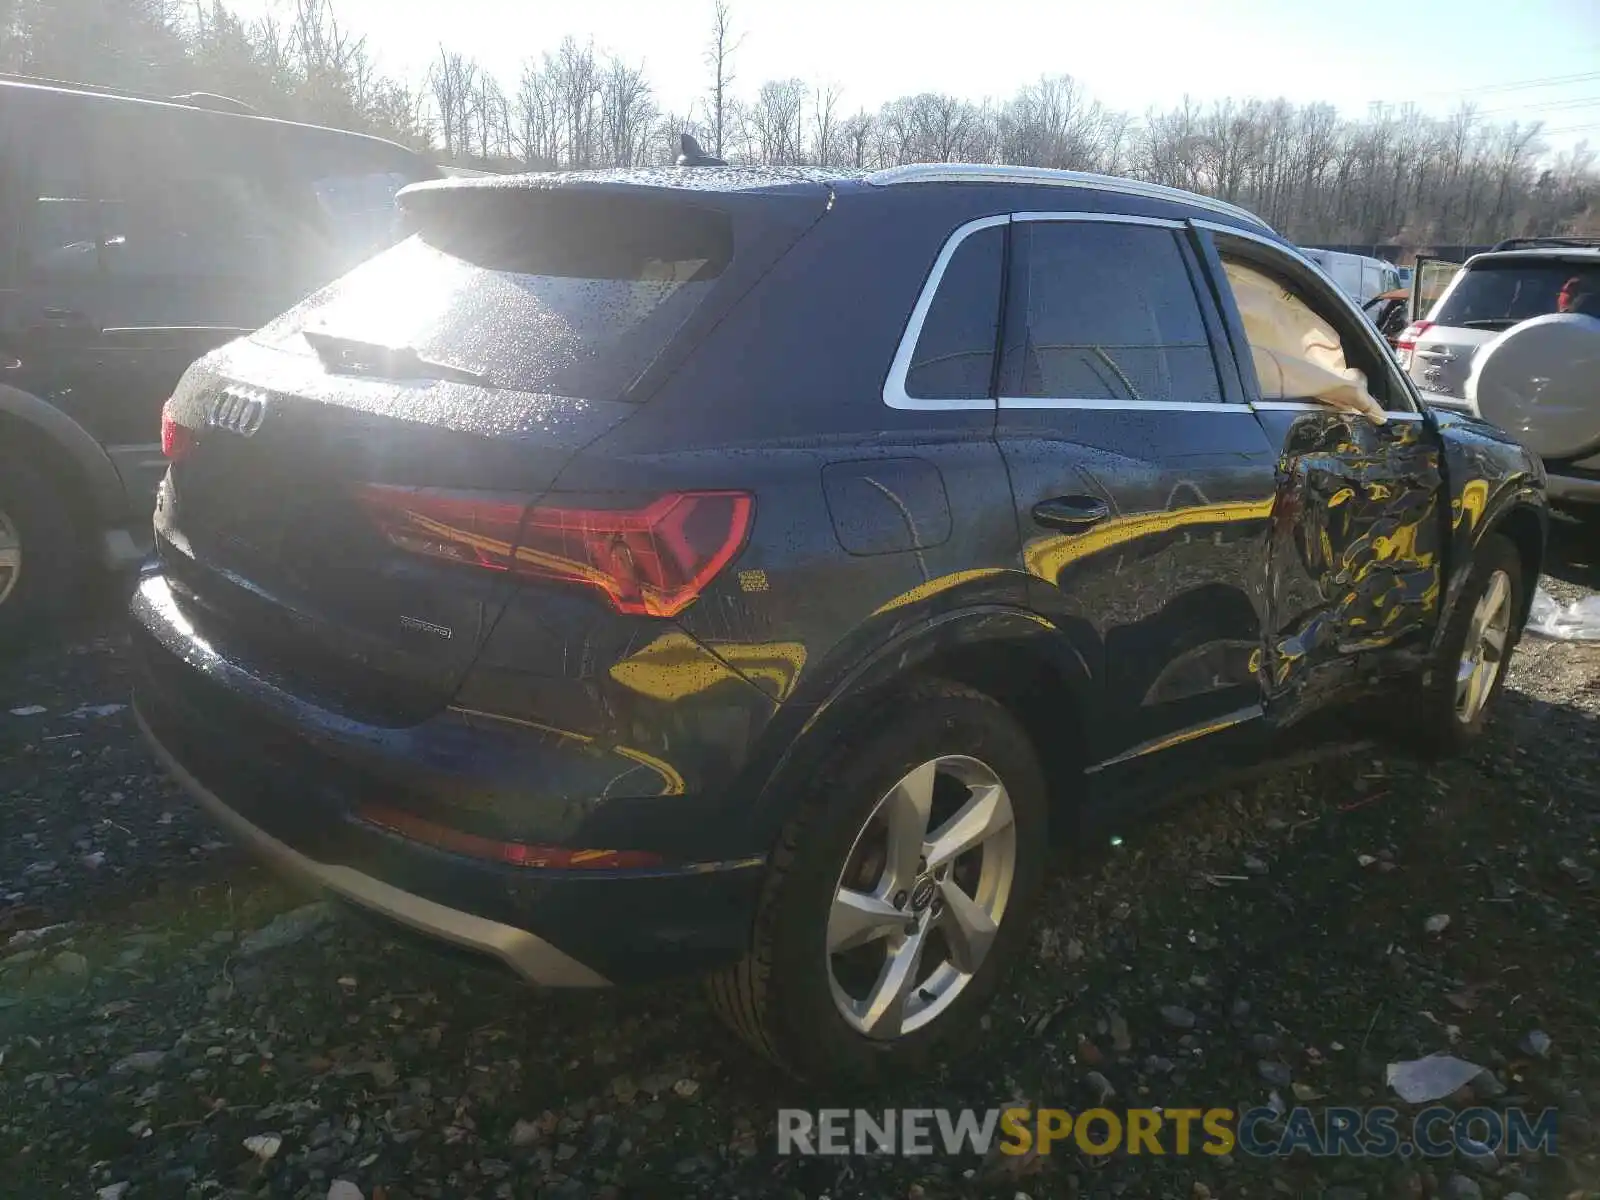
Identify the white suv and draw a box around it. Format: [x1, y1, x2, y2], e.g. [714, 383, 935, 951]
[1401, 238, 1600, 510]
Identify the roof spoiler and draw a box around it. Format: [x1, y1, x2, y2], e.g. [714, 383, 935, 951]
[1490, 236, 1600, 252]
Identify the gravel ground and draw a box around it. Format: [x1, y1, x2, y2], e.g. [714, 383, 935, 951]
[2, 523, 1598, 1200]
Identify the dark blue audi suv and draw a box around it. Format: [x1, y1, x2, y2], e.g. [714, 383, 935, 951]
[131, 160, 1547, 1082]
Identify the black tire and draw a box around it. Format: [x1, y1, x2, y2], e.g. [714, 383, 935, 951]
[0, 449, 81, 648]
[1411, 532, 1526, 755]
[707, 678, 1049, 1084]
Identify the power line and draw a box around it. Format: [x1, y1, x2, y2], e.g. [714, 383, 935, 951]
[1398, 68, 1600, 104]
[1480, 95, 1600, 117]
[1459, 68, 1600, 95]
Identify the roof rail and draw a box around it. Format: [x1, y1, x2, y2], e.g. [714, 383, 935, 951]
[865, 163, 1273, 231]
[0, 71, 252, 113]
[1489, 236, 1600, 252]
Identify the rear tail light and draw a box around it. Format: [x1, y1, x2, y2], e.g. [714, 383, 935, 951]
[356, 485, 754, 618]
[160, 403, 197, 462]
[1395, 320, 1433, 368]
[358, 805, 664, 869]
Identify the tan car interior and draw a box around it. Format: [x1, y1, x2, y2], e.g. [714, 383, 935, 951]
[1223, 258, 1387, 422]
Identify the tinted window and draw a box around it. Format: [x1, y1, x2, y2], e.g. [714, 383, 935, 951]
[906, 224, 1003, 399]
[1001, 222, 1221, 403]
[256, 192, 734, 401]
[1435, 259, 1600, 327]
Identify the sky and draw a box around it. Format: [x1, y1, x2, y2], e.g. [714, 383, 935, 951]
[231, 0, 1600, 152]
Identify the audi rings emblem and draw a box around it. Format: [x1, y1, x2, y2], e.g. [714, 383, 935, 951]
[207, 387, 268, 437]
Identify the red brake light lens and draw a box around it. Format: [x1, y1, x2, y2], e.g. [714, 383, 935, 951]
[356, 485, 754, 618]
[1395, 320, 1433, 352]
[160, 405, 197, 462]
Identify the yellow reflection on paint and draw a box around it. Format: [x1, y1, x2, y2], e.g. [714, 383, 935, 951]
[1024, 499, 1275, 582]
[451, 707, 686, 796]
[1454, 479, 1488, 531]
[871, 568, 1009, 616]
[609, 632, 807, 702]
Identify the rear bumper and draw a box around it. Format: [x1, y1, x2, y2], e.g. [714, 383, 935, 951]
[135, 704, 610, 986]
[129, 571, 769, 985]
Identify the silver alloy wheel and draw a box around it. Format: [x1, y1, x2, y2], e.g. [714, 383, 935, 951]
[826, 754, 1017, 1040]
[0, 507, 21, 609]
[1456, 568, 1513, 725]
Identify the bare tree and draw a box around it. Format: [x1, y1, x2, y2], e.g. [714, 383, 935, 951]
[429, 46, 479, 160]
[838, 109, 874, 168]
[599, 55, 657, 168]
[704, 0, 741, 158]
[811, 82, 842, 167]
[744, 78, 806, 164]
[8, 1, 1597, 241]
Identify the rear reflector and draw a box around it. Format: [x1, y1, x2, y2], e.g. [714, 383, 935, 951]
[356, 485, 753, 617]
[358, 805, 664, 870]
[161, 404, 197, 462]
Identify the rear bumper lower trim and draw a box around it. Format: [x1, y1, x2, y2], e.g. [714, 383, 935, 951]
[133, 702, 612, 987]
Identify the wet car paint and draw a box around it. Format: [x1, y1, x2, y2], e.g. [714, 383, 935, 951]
[1429, 407, 1547, 640]
[130, 171, 1548, 985]
[1000, 410, 1280, 765]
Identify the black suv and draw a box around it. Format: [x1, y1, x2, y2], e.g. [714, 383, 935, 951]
[0, 75, 437, 638]
[131, 163, 1546, 1082]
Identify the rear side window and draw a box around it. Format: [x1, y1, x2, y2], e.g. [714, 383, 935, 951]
[1435, 259, 1600, 327]
[905, 224, 1003, 400]
[257, 191, 735, 401]
[1000, 221, 1222, 404]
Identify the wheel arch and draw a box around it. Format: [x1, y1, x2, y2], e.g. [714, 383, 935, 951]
[1434, 481, 1546, 657]
[0, 384, 126, 529]
[1492, 498, 1546, 626]
[740, 606, 1096, 852]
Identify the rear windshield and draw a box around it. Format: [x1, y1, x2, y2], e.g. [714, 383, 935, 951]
[254, 191, 733, 400]
[1434, 258, 1600, 328]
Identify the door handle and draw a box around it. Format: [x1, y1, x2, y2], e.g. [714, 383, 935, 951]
[37, 307, 97, 331]
[1031, 496, 1111, 532]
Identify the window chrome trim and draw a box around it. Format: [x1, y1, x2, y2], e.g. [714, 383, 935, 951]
[866, 164, 1273, 232]
[1252, 400, 1425, 421]
[998, 398, 1243, 412]
[1194, 220, 1423, 415]
[882, 213, 1010, 412]
[886, 210, 1243, 413]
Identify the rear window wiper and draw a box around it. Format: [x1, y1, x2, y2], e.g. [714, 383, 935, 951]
[303, 330, 495, 387]
[1457, 319, 1520, 330]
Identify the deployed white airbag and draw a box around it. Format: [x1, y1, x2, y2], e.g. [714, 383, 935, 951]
[1224, 261, 1386, 422]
